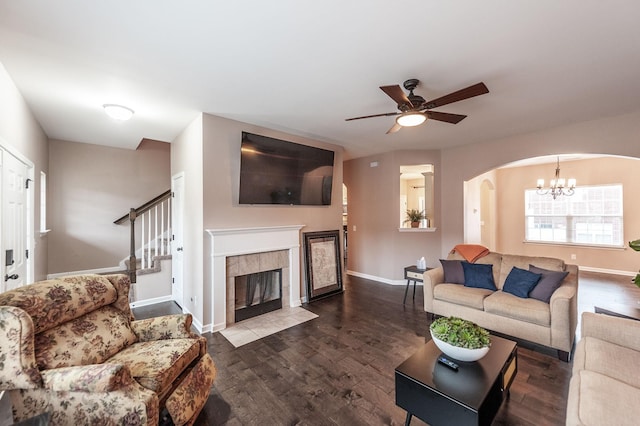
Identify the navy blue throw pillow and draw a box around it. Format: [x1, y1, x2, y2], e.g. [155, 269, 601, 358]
[462, 262, 496, 291]
[528, 265, 569, 303]
[440, 259, 465, 284]
[503, 267, 542, 298]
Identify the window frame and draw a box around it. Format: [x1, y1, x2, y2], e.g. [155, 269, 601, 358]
[524, 183, 624, 248]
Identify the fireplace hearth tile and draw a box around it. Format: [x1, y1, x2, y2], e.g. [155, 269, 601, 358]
[219, 306, 318, 348]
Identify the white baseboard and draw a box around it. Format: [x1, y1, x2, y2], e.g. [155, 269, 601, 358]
[47, 266, 123, 279]
[346, 270, 419, 286]
[129, 295, 173, 309]
[578, 266, 636, 276]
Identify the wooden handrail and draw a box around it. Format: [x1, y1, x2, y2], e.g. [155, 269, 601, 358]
[114, 190, 171, 224]
[114, 189, 172, 284]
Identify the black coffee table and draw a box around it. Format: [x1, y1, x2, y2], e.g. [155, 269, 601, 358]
[395, 335, 517, 426]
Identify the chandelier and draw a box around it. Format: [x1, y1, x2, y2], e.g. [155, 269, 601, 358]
[536, 157, 576, 200]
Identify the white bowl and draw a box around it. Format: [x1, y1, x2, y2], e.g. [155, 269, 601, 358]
[430, 331, 490, 362]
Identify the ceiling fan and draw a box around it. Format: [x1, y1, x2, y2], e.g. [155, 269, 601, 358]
[345, 79, 489, 134]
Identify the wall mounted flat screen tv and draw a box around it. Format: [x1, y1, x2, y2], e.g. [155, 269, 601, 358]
[239, 132, 335, 205]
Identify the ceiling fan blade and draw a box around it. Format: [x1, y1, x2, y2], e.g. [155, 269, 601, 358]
[423, 82, 489, 109]
[380, 85, 412, 108]
[425, 111, 467, 124]
[345, 112, 400, 121]
[386, 122, 402, 134]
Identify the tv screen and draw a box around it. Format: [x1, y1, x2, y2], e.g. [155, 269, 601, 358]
[239, 132, 335, 205]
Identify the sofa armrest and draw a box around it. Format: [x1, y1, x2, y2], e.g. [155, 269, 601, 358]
[40, 364, 132, 392]
[581, 311, 640, 352]
[549, 264, 579, 352]
[423, 268, 445, 313]
[131, 314, 197, 342]
[0, 306, 42, 390]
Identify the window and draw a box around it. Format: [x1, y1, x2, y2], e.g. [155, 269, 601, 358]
[525, 184, 623, 247]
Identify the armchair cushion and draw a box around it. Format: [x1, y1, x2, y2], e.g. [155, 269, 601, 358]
[131, 314, 196, 342]
[40, 363, 132, 392]
[106, 338, 201, 395]
[34, 306, 138, 370]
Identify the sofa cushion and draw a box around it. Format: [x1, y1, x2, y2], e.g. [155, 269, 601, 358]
[34, 305, 138, 370]
[574, 336, 640, 389]
[106, 338, 201, 396]
[439, 259, 465, 284]
[483, 291, 550, 326]
[528, 265, 569, 303]
[568, 370, 640, 426]
[433, 284, 493, 310]
[0, 275, 117, 334]
[503, 267, 541, 298]
[498, 254, 565, 289]
[462, 262, 496, 291]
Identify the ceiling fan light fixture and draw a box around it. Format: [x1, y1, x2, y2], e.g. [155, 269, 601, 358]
[396, 112, 426, 127]
[103, 104, 134, 121]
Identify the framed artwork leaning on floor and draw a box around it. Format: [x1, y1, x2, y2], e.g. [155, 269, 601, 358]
[303, 230, 343, 302]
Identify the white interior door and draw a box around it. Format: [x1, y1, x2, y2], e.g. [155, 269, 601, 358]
[171, 172, 185, 308]
[2, 150, 30, 292]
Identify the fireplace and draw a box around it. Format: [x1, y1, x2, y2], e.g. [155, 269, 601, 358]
[234, 268, 282, 322]
[225, 249, 290, 326]
[206, 225, 304, 332]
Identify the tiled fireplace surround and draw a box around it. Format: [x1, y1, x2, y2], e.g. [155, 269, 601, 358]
[225, 250, 290, 325]
[206, 225, 304, 332]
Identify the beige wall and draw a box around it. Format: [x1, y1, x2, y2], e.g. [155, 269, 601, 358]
[441, 110, 640, 258]
[343, 150, 441, 281]
[48, 138, 170, 273]
[346, 110, 640, 282]
[494, 156, 640, 272]
[0, 63, 49, 280]
[171, 113, 344, 328]
[170, 114, 204, 321]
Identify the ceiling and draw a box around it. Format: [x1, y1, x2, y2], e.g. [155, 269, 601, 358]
[1, 1, 639, 160]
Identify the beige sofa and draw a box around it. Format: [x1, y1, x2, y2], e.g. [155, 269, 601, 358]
[423, 251, 578, 361]
[566, 312, 640, 425]
[0, 274, 216, 425]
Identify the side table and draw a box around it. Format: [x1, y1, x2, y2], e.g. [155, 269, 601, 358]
[594, 303, 640, 321]
[403, 265, 429, 304]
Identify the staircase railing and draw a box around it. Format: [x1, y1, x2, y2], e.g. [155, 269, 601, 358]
[114, 190, 172, 283]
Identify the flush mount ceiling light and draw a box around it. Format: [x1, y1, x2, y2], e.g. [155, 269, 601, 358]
[103, 104, 134, 121]
[396, 111, 427, 127]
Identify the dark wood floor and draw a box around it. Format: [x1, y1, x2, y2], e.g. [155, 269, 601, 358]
[133, 271, 640, 426]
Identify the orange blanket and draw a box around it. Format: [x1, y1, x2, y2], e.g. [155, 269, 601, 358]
[451, 244, 490, 263]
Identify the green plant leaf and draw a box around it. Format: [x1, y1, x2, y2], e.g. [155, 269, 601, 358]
[430, 316, 491, 349]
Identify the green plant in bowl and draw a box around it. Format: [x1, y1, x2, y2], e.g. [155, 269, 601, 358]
[430, 316, 491, 349]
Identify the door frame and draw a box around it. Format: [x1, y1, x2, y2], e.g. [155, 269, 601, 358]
[171, 171, 185, 309]
[0, 138, 35, 288]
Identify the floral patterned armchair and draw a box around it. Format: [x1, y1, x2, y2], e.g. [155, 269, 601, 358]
[0, 274, 216, 425]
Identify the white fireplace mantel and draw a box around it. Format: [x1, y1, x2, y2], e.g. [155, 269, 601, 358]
[206, 225, 305, 332]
